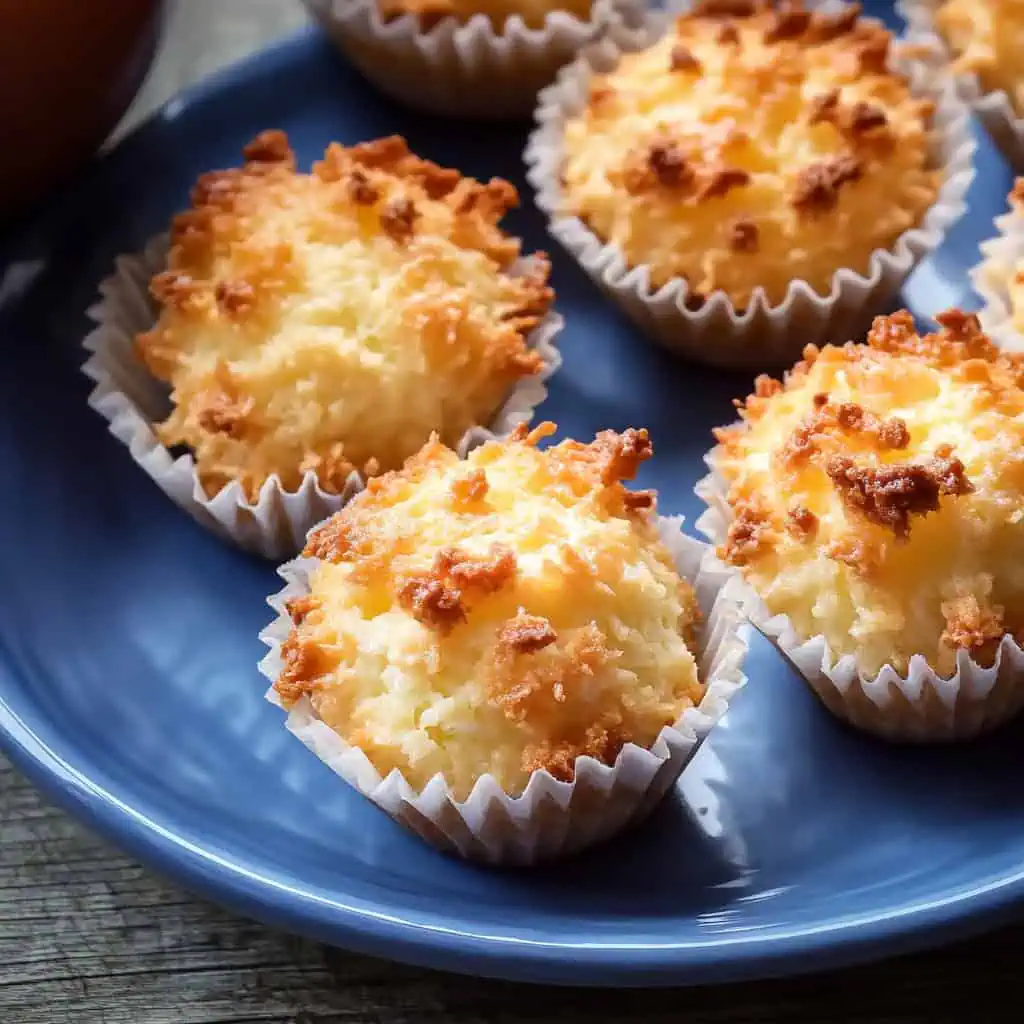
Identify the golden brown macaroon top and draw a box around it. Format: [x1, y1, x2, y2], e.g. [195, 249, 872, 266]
[137, 131, 552, 500]
[274, 423, 704, 798]
[935, 0, 1024, 114]
[377, 0, 593, 30]
[560, 1, 939, 307]
[714, 309, 1024, 675]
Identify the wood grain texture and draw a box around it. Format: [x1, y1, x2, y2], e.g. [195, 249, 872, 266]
[5, 1, 1024, 1020]
[3, 751, 1024, 1024]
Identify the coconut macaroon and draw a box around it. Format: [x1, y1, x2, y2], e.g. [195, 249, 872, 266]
[559, 1, 940, 308]
[273, 422, 704, 800]
[712, 309, 1024, 678]
[377, 0, 593, 30]
[935, 0, 1024, 115]
[136, 131, 552, 501]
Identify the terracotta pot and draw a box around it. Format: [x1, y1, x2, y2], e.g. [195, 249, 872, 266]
[0, 0, 162, 219]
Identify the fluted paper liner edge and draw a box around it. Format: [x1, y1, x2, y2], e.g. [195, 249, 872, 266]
[258, 517, 749, 865]
[971, 204, 1024, 354]
[694, 449, 1024, 741]
[898, 0, 1024, 169]
[303, 0, 644, 118]
[82, 233, 563, 559]
[524, 12, 975, 369]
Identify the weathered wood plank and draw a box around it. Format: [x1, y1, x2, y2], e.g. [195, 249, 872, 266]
[3, 746, 1024, 1022]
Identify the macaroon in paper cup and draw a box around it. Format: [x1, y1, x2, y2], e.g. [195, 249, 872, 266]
[898, 0, 1024, 170]
[524, 13, 976, 370]
[81, 234, 563, 560]
[258, 518, 749, 865]
[302, 0, 644, 119]
[971, 198, 1024, 353]
[694, 453, 1024, 742]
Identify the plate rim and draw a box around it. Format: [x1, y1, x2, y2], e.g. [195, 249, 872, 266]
[2, 23, 1024, 988]
[3, 695, 1024, 986]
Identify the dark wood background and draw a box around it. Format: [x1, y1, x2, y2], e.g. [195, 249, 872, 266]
[5, 2, 1024, 1020]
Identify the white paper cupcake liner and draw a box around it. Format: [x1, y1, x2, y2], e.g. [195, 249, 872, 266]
[82, 234, 563, 560]
[695, 451, 1024, 741]
[971, 201, 1024, 353]
[303, 0, 644, 119]
[258, 517, 750, 865]
[524, 13, 976, 369]
[898, 0, 1024, 170]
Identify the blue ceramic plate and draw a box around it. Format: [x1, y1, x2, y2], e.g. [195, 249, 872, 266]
[1, 4, 1022, 987]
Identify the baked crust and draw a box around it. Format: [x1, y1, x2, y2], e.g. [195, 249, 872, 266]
[137, 132, 552, 500]
[274, 425, 704, 797]
[560, 1, 939, 307]
[715, 309, 1024, 675]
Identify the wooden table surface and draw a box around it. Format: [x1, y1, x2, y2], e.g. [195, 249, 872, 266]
[4, 2, 1024, 1020]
